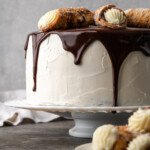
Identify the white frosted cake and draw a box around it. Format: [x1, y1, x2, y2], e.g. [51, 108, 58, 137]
[24, 6, 150, 106]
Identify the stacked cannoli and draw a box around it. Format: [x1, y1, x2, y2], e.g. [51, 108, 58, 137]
[92, 108, 150, 150]
[38, 5, 127, 31]
[38, 5, 150, 32]
[93, 5, 150, 29]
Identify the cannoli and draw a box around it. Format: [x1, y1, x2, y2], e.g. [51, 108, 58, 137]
[94, 4, 127, 29]
[127, 134, 150, 150]
[92, 108, 150, 150]
[92, 125, 136, 150]
[125, 8, 150, 28]
[38, 7, 94, 32]
[128, 108, 150, 133]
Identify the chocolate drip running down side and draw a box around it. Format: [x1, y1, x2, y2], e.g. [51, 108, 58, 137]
[24, 27, 150, 106]
[25, 32, 46, 91]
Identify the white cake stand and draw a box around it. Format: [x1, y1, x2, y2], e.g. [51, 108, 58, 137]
[5, 100, 148, 138]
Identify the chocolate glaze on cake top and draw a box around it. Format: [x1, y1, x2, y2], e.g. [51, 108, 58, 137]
[24, 26, 150, 106]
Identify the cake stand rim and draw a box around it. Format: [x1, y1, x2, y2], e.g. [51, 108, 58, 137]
[4, 99, 149, 113]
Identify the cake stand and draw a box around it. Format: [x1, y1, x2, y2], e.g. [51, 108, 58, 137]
[5, 100, 148, 138]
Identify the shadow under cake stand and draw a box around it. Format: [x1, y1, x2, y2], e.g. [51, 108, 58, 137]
[5, 100, 147, 138]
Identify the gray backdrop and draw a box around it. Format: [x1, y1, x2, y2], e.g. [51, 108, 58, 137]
[0, 0, 150, 91]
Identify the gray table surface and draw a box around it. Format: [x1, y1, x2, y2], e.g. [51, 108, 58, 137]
[0, 118, 91, 150]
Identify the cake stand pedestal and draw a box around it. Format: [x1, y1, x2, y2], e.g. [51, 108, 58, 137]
[69, 112, 131, 138]
[5, 100, 147, 138]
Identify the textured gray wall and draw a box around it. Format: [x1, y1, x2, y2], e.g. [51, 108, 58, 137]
[0, 0, 150, 91]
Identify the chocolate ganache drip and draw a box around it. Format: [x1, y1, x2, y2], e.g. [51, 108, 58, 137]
[24, 26, 150, 106]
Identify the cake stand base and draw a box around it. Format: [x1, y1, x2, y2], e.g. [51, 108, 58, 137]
[69, 112, 132, 138]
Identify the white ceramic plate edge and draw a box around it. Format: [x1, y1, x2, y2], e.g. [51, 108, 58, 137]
[5, 99, 149, 113]
[75, 143, 92, 150]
